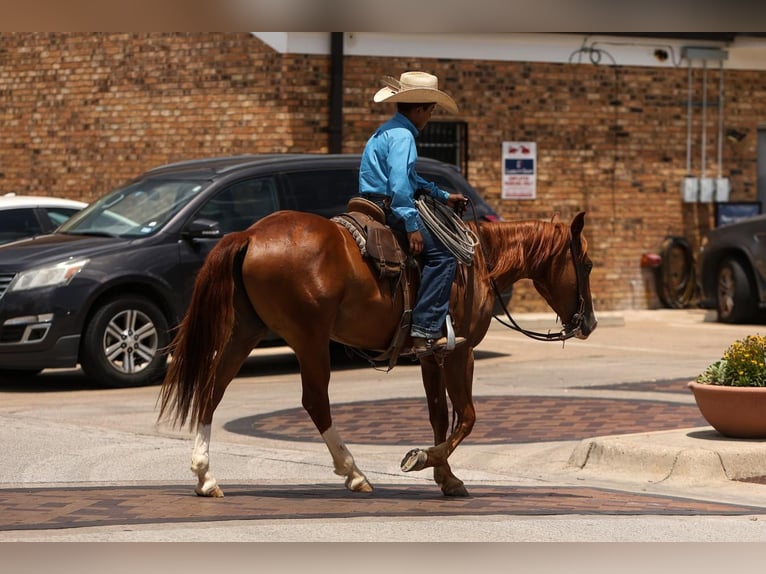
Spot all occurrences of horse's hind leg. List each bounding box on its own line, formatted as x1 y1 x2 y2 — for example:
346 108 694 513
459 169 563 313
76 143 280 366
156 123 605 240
192 293 266 498
191 423 223 497
418 358 469 497
292 337 372 493
191 335 256 497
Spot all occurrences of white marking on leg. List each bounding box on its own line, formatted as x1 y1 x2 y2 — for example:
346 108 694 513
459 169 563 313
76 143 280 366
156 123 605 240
191 424 220 496
321 424 372 492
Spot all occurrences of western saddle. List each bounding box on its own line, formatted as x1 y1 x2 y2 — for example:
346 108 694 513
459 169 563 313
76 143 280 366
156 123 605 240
331 196 415 369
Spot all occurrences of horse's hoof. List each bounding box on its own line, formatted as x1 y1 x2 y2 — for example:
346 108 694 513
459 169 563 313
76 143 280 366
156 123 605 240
346 475 374 493
442 483 470 497
400 448 428 472
356 481 374 493
195 485 225 498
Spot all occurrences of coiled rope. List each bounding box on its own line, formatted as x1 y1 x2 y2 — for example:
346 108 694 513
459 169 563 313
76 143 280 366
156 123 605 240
415 194 479 265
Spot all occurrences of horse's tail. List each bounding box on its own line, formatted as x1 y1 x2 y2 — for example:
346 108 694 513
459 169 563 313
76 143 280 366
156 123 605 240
157 231 251 430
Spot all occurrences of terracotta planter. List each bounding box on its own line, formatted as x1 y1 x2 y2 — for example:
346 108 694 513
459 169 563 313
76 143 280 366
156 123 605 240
688 381 766 438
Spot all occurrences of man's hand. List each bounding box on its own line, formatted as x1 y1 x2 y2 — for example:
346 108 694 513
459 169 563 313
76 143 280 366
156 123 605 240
408 230 424 255
447 193 468 215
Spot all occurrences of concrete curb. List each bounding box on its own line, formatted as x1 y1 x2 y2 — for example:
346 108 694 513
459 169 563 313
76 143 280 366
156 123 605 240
569 427 766 485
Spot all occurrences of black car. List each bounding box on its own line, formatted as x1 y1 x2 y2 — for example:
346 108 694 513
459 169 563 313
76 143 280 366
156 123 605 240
0 154 503 387
698 213 766 323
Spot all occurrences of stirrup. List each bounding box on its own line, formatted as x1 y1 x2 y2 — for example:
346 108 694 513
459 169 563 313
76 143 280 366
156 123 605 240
412 336 467 358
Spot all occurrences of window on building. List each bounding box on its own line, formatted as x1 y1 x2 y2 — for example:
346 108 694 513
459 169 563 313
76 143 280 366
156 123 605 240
417 121 468 175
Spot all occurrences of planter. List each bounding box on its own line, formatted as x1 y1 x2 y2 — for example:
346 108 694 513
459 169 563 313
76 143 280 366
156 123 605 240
688 381 766 438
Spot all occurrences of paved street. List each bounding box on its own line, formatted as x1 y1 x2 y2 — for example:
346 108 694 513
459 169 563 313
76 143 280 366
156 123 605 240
2 308 766 541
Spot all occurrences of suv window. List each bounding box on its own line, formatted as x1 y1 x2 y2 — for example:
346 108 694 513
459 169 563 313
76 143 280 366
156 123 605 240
282 168 359 218
44 206 81 228
419 170 459 194
198 177 279 234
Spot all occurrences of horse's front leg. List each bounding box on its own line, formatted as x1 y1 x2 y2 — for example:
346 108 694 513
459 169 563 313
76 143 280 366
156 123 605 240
294 341 373 493
321 424 373 492
401 347 475 497
415 356 470 497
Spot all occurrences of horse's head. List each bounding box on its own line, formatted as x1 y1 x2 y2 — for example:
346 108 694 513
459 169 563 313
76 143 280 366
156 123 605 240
533 212 597 339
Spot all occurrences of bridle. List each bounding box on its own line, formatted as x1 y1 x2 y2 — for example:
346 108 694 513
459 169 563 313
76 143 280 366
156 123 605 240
490 238 587 342
468 203 588 342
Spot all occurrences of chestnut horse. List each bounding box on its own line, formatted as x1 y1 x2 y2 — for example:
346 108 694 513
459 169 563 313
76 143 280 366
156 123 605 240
157 210 596 497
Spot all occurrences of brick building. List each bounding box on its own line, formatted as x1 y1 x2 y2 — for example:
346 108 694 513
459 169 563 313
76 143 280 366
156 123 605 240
1 32 765 312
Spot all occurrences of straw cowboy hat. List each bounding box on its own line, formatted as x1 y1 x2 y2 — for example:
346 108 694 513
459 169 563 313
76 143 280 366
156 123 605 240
373 71 459 114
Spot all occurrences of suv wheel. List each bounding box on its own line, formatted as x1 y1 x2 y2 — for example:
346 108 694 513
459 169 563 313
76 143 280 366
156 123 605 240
716 258 755 324
80 296 170 387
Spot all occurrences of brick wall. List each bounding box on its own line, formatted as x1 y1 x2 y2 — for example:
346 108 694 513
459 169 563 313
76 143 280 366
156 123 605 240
341 56 764 312
1 33 763 312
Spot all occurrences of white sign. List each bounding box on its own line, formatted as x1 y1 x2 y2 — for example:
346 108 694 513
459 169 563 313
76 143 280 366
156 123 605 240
501 142 537 200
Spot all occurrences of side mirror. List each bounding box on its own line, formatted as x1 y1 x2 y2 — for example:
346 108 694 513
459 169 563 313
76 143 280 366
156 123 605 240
181 218 222 240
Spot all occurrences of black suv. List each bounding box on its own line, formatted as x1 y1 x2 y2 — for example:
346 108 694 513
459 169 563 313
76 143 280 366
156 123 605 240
0 154 502 387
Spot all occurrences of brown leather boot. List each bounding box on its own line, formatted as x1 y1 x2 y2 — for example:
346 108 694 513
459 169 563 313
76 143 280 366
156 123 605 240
412 336 467 358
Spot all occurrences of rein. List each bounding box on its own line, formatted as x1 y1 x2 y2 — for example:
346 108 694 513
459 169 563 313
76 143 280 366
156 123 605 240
490 246 585 342
468 202 586 343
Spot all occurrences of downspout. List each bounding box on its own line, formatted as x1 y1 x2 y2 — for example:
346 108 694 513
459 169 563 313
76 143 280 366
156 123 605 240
328 32 344 154
700 59 707 187
686 59 693 177
716 58 729 201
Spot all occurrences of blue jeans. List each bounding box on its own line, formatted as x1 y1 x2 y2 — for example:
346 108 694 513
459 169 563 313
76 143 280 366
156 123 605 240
396 217 457 339
410 220 457 338
364 194 457 339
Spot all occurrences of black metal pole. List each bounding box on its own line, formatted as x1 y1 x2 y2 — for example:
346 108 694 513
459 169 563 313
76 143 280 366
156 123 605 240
329 32 344 154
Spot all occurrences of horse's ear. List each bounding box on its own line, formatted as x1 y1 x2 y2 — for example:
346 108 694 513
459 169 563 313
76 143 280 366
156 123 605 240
570 211 586 237
551 212 561 224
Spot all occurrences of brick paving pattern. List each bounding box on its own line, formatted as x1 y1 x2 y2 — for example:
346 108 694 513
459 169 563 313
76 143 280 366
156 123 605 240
2 483 765 531
225 394 708 445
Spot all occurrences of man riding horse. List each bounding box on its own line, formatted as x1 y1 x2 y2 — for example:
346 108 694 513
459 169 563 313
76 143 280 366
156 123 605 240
359 71 468 358
157 72 597 499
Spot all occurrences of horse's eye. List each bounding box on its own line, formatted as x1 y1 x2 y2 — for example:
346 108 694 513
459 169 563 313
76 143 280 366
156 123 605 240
585 262 593 273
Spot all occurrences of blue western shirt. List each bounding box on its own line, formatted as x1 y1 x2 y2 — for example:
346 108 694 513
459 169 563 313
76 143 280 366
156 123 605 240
359 112 449 232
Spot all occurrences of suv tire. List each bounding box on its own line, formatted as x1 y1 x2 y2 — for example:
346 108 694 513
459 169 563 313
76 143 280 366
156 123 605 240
716 258 755 324
80 295 170 387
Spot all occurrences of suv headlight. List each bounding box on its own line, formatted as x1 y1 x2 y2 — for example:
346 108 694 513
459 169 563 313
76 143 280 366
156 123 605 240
9 258 89 292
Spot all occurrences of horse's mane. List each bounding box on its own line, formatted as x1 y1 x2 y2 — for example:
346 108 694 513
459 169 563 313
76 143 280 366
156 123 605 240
476 219 570 280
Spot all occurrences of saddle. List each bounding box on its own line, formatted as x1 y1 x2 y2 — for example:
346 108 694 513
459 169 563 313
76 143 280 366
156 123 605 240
333 197 406 278
331 197 415 369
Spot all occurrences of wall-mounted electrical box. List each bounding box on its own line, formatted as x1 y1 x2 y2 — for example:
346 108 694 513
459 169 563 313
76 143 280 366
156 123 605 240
681 46 728 61
681 177 731 203
716 177 731 202
700 178 715 202
682 176 698 203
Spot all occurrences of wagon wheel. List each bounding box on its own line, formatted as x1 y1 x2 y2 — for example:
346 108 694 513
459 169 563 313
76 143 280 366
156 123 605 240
656 236 697 309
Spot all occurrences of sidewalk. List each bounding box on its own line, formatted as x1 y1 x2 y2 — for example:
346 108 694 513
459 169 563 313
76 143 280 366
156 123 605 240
519 309 766 484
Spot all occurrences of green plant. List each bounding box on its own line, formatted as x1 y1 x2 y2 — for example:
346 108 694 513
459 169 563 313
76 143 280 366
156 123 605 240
696 334 766 387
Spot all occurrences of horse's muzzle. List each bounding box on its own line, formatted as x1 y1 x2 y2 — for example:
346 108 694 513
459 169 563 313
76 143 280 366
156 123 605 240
575 315 598 339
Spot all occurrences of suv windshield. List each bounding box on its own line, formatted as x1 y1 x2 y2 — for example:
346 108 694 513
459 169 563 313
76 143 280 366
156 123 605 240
59 178 209 238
